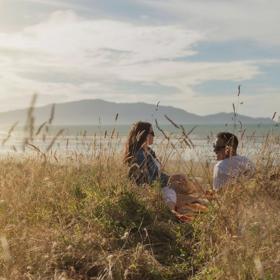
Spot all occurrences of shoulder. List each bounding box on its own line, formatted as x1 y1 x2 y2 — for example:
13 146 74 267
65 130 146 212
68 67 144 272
135 148 145 156
235 155 248 161
238 155 255 169
240 155 252 162
135 148 145 158
214 160 225 170
234 155 254 166
214 159 230 175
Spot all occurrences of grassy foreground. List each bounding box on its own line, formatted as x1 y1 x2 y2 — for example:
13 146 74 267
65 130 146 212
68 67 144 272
0 154 279 279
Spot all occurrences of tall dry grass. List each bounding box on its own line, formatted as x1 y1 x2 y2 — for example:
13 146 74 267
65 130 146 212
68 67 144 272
0 95 279 279
0 156 199 279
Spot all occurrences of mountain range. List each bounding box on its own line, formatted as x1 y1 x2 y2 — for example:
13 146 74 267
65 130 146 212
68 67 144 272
0 99 273 126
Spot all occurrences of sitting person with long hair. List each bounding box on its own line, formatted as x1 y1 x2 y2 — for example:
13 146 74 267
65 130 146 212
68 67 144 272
124 121 205 216
124 121 169 187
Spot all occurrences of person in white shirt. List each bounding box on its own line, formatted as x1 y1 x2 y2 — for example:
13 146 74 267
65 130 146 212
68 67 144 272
213 132 255 191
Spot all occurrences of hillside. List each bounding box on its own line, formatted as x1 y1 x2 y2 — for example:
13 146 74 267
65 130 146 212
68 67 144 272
0 99 273 126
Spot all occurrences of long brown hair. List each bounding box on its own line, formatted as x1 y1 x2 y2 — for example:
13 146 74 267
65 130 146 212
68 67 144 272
124 121 152 164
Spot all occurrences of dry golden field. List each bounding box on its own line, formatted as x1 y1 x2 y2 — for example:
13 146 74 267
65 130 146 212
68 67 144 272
0 124 279 279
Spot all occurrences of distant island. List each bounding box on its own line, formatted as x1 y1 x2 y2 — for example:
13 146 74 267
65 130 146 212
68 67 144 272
0 99 274 126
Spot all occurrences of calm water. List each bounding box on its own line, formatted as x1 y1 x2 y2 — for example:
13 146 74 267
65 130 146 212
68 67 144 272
12 123 280 137
0 124 279 161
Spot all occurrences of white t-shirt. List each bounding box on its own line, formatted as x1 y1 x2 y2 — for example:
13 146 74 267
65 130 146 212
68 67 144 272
213 155 255 191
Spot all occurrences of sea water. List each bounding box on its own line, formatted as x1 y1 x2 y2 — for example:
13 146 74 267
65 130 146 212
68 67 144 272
0 124 279 162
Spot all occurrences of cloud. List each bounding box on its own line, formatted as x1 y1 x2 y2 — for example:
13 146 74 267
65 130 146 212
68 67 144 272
140 0 280 46
0 10 270 115
13 10 202 61
21 0 88 11
117 60 260 89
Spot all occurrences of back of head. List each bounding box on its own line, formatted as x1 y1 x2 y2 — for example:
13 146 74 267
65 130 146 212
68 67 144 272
217 132 239 150
124 121 152 164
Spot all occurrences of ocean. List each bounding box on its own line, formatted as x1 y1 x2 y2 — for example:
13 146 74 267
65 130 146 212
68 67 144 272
0 124 279 162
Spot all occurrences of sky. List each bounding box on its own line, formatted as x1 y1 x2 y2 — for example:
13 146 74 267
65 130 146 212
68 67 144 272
0 0 279 118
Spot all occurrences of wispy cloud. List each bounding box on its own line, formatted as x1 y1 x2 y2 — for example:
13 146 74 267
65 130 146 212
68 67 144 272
0 11 204 108
2 10 202 62
21 0 88 11
140 0 280 46
0 9 277 116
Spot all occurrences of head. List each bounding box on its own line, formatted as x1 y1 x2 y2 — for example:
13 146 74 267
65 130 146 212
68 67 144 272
124 121 155 163
213 132 238 160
